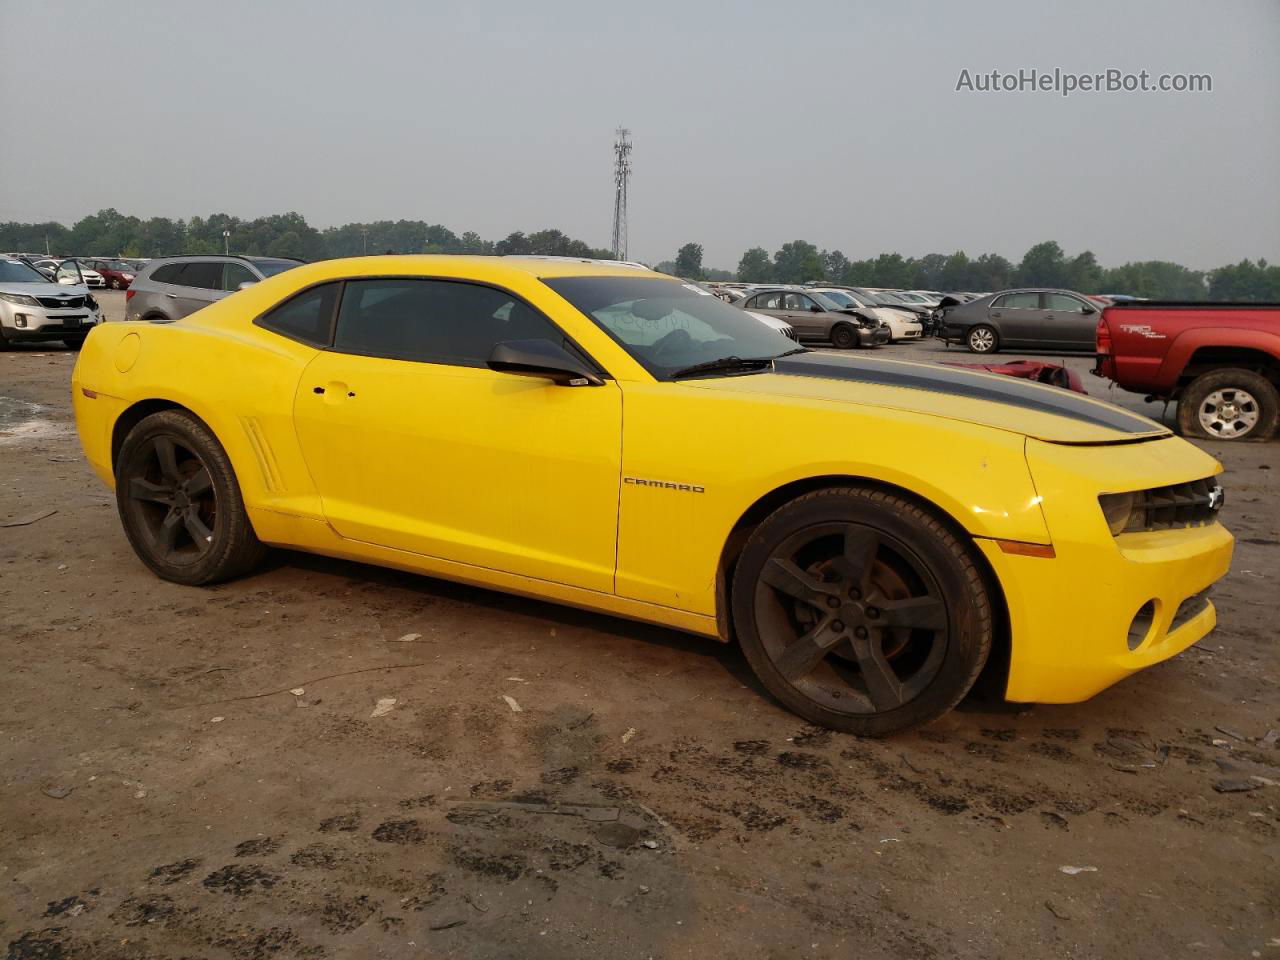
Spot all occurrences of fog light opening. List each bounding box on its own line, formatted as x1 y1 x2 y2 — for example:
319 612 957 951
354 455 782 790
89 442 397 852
1127 600 1158 651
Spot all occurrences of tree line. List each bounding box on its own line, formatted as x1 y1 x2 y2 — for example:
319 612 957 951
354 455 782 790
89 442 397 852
667 240 1280 302
2 209 1276 301
0 209 613 265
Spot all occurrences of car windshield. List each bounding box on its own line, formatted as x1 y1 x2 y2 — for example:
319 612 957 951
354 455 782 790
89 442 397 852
104 261 133 271
0 259 52 283
250 259 301 278
872 291 908 304
543 275 798 379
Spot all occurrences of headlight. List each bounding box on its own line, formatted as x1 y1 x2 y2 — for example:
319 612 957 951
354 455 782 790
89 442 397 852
86 294 99 310
1098 492 1136 535
123 274 134 281
0 292 41 307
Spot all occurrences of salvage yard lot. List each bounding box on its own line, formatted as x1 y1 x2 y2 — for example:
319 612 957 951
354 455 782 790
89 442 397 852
1 293 1277 959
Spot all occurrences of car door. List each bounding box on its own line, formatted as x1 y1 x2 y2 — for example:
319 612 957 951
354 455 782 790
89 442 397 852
170 261 225 317
988 292 1045 345
1042 293 1098 349
781 293 826 339
291 277 623 594
53 261 83 286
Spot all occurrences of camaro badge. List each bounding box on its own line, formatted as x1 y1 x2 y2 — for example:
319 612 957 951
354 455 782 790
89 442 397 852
624 477 705 493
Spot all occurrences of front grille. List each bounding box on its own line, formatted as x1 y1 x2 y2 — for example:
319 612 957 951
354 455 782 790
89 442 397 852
38 296 85 309
1103 477 1223 534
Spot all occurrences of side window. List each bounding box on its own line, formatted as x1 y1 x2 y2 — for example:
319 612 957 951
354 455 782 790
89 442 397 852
175 262 223 290
783 293 817 311
222 262 258 291
333 279 566 367
258 282 340 346
994 292 1042 310
1046 294 1086 313
753 292 784 310
151 263 182 284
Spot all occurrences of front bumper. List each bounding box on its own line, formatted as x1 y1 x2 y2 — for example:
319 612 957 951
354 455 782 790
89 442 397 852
1 301 103 341
859 326 892 347
988 435 1233 703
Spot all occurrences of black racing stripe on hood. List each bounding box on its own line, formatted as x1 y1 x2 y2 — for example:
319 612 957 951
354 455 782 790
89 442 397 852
772 353 1160 434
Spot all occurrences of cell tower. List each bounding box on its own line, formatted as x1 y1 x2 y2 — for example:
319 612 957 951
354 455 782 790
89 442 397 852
611 127 632 260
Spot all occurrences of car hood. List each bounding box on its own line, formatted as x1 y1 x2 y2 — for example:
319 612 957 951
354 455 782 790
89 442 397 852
686 352 1170 444
0 282 88 296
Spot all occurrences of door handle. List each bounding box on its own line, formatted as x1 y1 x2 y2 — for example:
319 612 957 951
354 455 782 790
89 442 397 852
165 293 177 299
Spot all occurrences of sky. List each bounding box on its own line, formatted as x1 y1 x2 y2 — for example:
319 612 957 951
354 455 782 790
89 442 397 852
1 0 1277 270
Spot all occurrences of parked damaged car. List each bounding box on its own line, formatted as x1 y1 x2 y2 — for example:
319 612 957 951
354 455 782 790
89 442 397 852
731 288 890 348
72 256 1234 736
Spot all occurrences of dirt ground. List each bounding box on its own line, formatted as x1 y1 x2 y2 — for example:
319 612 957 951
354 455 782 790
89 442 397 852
2 294 1277 959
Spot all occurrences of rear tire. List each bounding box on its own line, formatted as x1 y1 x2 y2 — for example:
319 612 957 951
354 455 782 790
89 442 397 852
63 336 87 350
1177 368 1279 441
116 410 266 585
967 325 998 354
731 486 993 736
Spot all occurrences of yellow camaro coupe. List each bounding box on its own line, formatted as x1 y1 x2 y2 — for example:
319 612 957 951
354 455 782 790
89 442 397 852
72 257 1233 734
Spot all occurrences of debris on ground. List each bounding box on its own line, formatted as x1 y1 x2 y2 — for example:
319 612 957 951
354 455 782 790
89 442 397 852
371 697 398 718
1 508 57 527
392 633 422 643
622 727 637 744
1213 779 1260 793
42 785 74 799
1215 725 1248 742
210 716 225 723
502 695 523 713
1059 865 1097 875
288 687 305 696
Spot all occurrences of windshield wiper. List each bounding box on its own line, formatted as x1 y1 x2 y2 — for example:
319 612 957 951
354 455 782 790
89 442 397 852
670 348 809 380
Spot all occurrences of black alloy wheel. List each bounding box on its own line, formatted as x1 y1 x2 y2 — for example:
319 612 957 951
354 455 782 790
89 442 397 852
116 410 265 585
732 487 992 735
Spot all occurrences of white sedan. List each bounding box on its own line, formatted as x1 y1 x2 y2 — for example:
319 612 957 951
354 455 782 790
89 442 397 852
54 260 106 288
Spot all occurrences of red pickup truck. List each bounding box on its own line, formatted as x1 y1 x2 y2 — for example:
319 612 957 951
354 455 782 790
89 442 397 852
1094 301 1280 441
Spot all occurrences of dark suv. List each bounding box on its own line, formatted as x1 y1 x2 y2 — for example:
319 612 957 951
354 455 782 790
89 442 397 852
125 255 302 322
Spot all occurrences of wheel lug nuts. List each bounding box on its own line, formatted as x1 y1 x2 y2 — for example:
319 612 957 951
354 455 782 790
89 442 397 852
866 607 880 619
849 587 861 600
826 597 840 608
831 621 844 632
855 626 868 639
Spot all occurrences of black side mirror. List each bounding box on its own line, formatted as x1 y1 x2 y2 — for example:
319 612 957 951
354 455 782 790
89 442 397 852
488 339 604 387
1082 305 1096 315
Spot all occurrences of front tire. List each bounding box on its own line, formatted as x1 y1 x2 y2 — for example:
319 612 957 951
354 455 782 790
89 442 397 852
967 325 998 354
1177 368 1279 441
731 487 992 736
116 410 266 585
63 336 87 350
830 324 857 350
